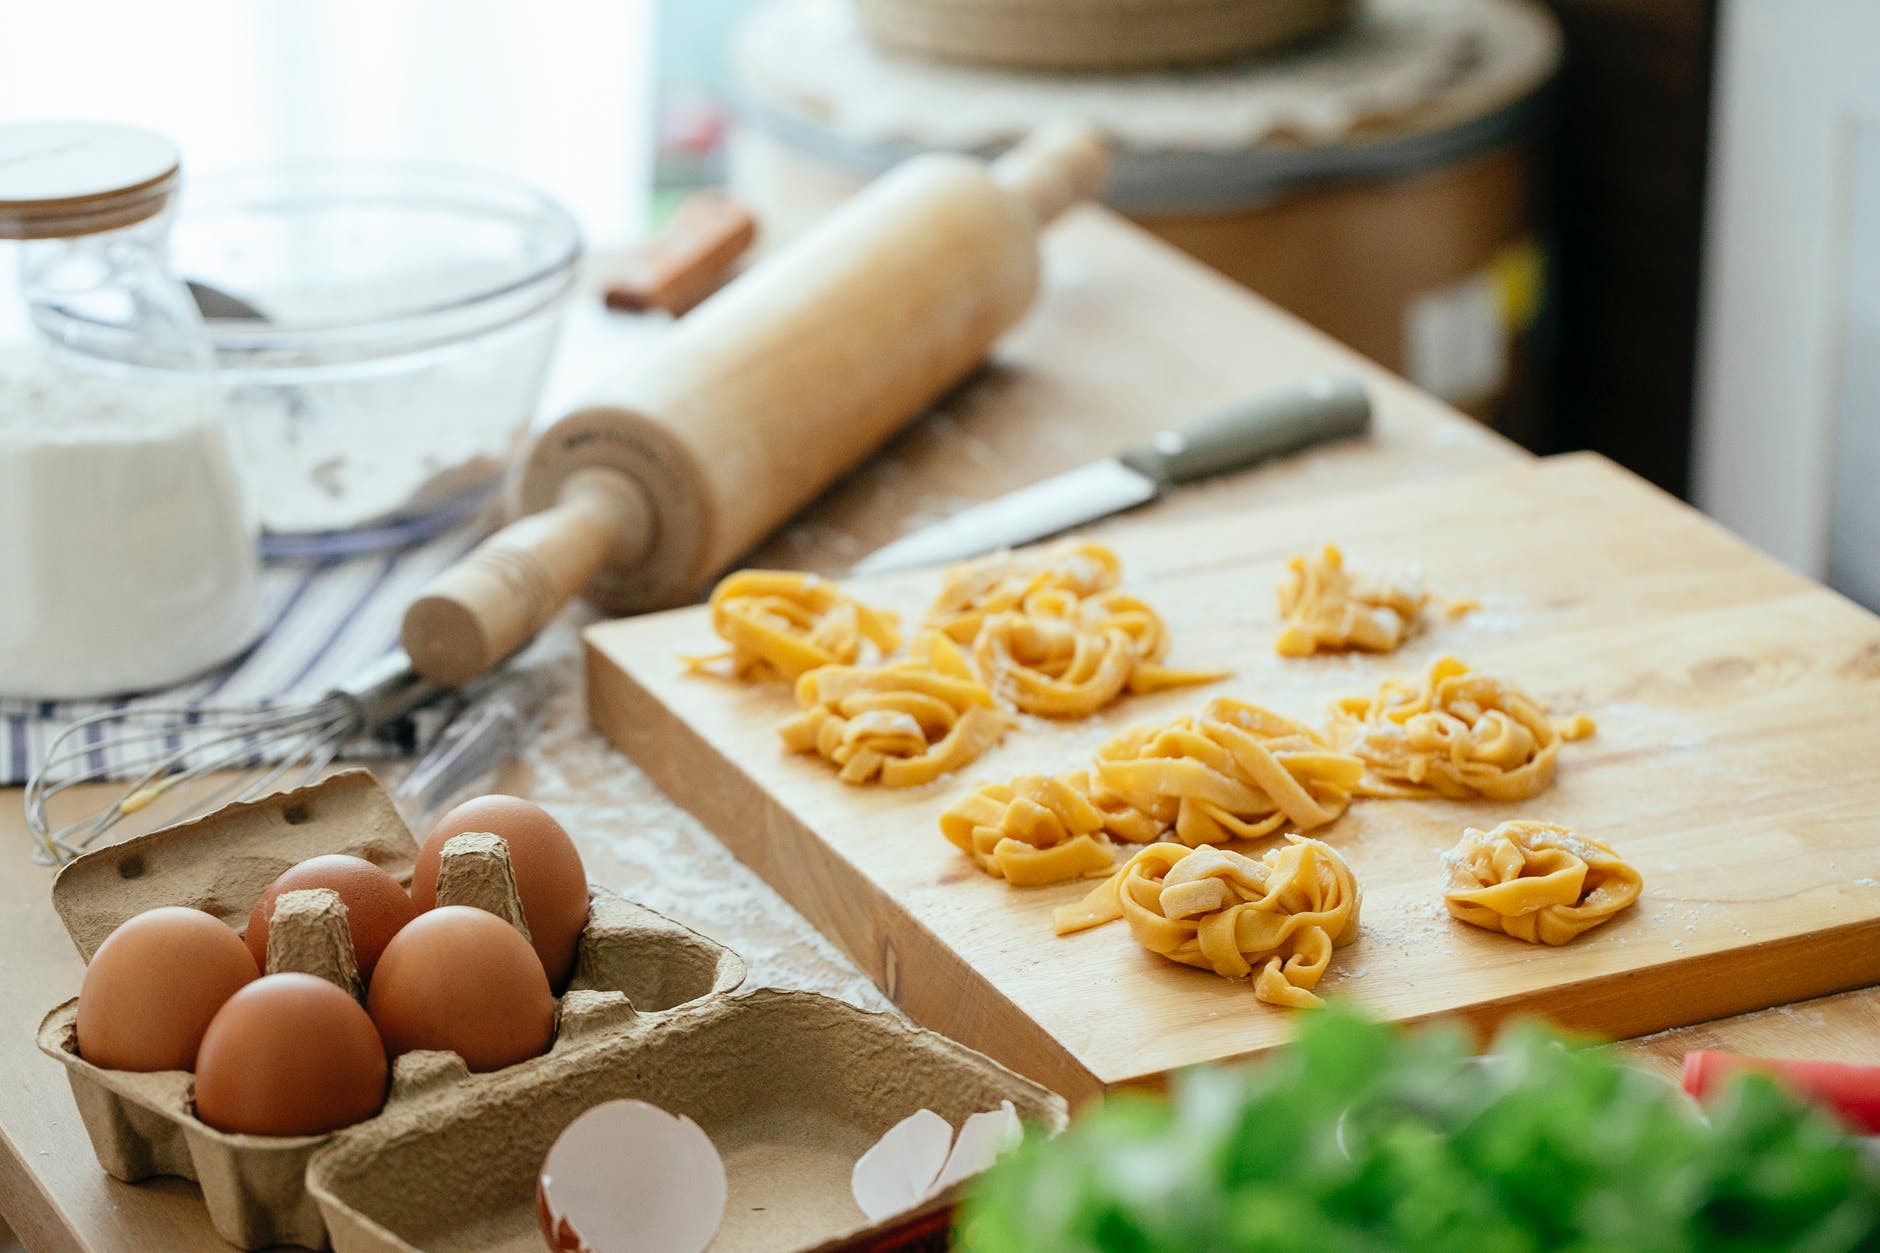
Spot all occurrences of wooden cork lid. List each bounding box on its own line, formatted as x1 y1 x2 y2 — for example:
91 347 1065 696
0 121 181 240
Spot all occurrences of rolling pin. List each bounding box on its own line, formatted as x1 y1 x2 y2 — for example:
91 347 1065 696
402 122 1110 687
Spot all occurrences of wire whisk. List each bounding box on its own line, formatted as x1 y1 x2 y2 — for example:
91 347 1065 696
26 652 445 866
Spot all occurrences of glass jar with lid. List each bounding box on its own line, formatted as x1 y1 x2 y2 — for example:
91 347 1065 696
0 121 260 698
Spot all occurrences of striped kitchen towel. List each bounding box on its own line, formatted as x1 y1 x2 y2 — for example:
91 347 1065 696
0 522 487 787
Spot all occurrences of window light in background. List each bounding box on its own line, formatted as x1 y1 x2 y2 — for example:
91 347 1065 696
0 0 656 248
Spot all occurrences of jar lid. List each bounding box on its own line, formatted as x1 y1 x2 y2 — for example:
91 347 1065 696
0 122 181 240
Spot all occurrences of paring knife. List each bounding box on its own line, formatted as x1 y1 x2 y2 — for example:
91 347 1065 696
850 374 1371 576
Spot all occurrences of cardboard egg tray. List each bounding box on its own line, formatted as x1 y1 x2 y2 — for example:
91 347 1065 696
36 770 1068 1251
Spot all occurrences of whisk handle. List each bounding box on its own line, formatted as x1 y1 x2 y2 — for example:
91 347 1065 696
401 468 653 687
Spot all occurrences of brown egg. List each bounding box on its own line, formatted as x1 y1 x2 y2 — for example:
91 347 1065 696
367 906 555 1072
193 973 388 1136
246 854 417 981
76 906 258 1072
412 795 589 988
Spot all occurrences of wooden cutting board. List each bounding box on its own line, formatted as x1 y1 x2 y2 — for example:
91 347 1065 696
584 453 1880 1101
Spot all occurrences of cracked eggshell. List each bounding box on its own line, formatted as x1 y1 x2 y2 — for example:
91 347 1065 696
931 1100 1022 1194
536 1100 727 1253
852 1100 1025 1222
850 1107 955 1223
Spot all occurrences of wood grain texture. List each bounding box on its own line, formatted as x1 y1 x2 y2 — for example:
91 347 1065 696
588 453 1880 1100
1620 985 1880 1084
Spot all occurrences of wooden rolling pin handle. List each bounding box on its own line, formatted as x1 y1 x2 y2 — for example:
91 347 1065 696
401 467 654 686
990 120 1111 226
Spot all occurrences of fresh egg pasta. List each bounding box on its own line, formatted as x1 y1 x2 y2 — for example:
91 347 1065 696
928 543 1226 718
938 774 1145 886
927 542 1121 644
972 587 1226 718
1055 837 1361 1008
686 570 900 683
1443 820 1641 944
1275 543 1428 657
1328 656 1595 801
778 632 1008 787
1092 698 1363 846
938 698 1356 884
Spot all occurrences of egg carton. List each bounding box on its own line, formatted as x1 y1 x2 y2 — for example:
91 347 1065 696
36 770 1068 1251
36 770 745 1247
308 985 1065 1251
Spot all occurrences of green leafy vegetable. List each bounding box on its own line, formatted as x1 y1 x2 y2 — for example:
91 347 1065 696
958 1008 1880 1252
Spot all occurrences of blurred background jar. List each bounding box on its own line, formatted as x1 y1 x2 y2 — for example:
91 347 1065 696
0 122 260 699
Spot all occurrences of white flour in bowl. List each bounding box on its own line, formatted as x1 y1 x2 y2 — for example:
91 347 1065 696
227 354 523 538
0 356 260 698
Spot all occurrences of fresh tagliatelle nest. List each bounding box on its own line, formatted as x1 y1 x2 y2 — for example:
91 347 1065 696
1092 698 1362 847
971 587 1227 717
1275 543 1431 657
1055 837 1362 1008
939 773 1160 887
1443 820 1642 945
779 632 1011 787
913 541 1233 718
684 570 900 683
1329 656 1595 801
933 544 1228 718
938 698 1361 887
926 541 1123 644
693 543 1229 790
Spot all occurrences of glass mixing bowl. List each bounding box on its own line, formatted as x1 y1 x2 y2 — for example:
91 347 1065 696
47 163 583 556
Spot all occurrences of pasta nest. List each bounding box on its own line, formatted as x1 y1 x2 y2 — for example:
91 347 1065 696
973 588 1227 718
687 570 900 683
1054 837 1362 1008
1090 698 1363 847
1275 543 1428 657
778 632 1009 787
1443 820 1642 945
938 772 1156 887
926 541 1122 644
1327 656 1596 801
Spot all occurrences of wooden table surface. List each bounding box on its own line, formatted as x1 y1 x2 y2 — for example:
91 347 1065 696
2 208 1875 1252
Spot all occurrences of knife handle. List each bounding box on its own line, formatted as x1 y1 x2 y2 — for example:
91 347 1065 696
1118 374 1371 487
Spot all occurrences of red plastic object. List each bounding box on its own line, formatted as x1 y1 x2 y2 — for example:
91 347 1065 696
1682 1051 1880 1135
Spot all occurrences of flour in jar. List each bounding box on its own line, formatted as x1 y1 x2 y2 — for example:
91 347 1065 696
0 355 260 698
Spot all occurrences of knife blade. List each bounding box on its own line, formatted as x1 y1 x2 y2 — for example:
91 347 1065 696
850 374 1371 576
